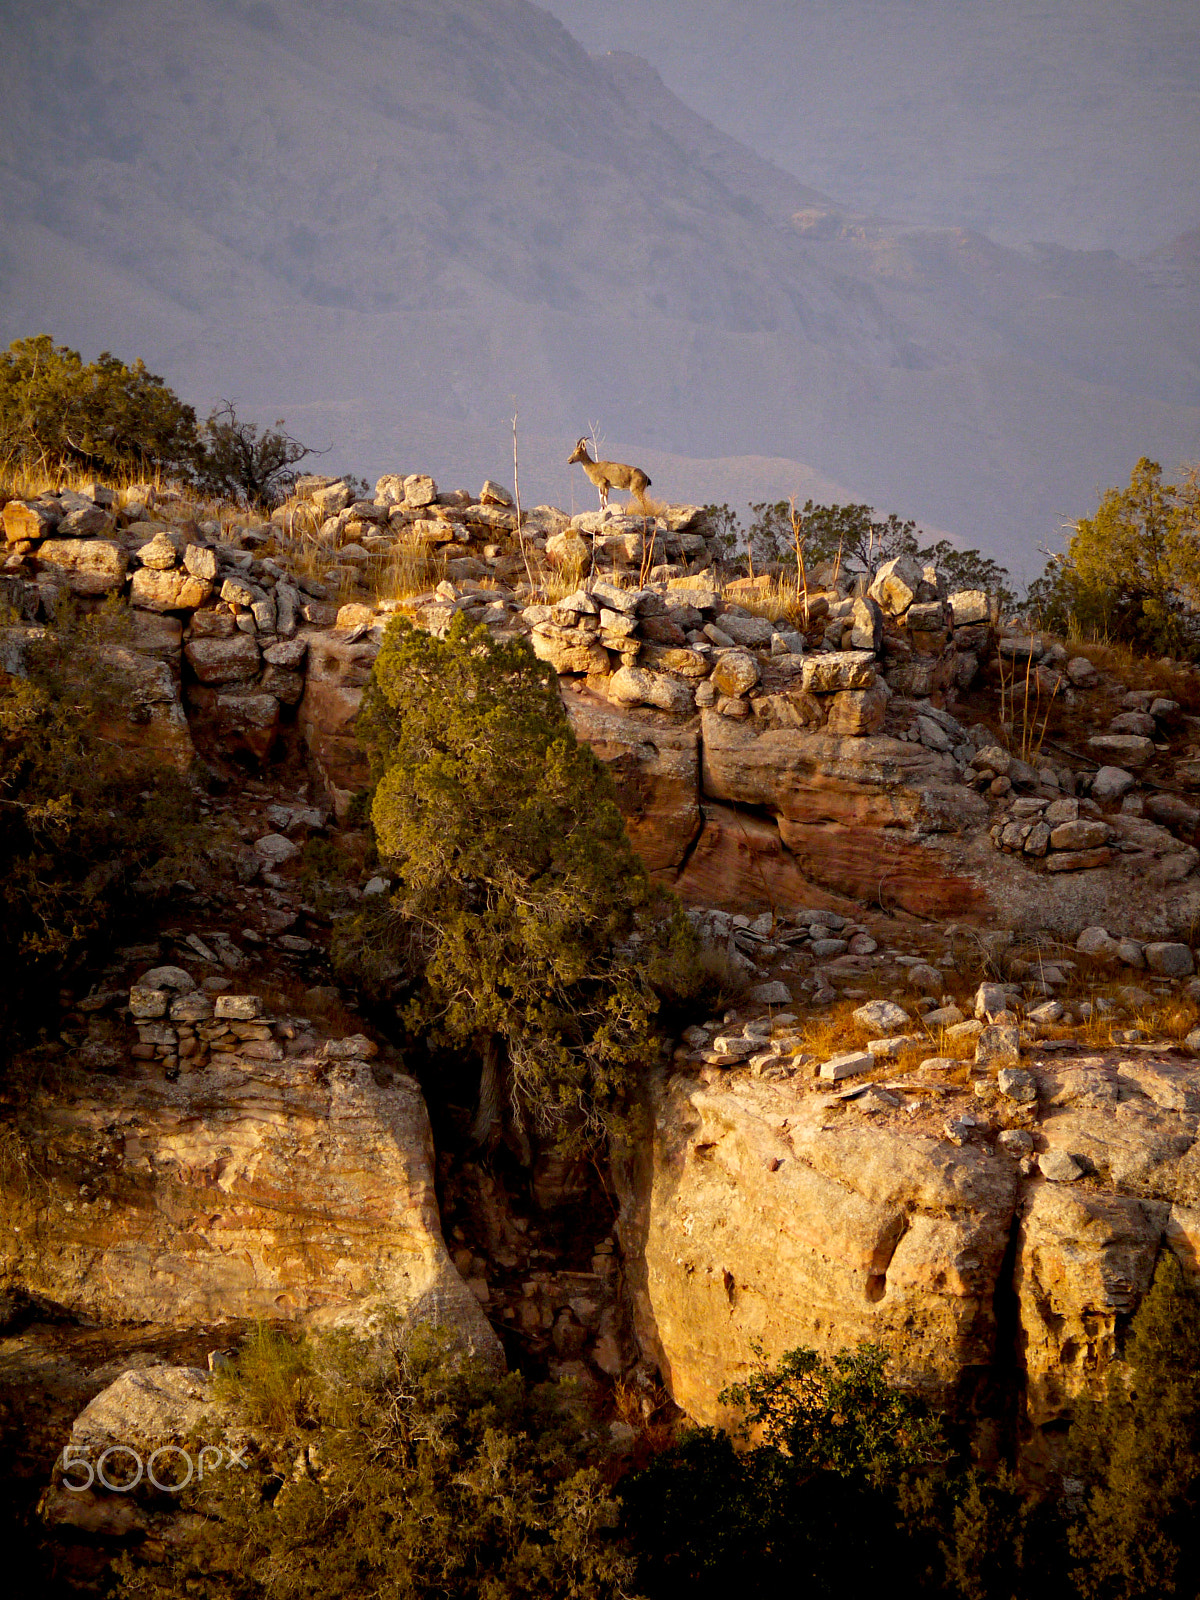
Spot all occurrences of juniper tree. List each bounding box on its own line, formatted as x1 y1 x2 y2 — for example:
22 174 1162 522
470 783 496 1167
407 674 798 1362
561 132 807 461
0 334 198 478
1067 1249 1200 1599
345 614 668 1144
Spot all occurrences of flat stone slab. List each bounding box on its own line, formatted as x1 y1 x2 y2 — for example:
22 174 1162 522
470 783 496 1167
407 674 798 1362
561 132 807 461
819 1050 874 1081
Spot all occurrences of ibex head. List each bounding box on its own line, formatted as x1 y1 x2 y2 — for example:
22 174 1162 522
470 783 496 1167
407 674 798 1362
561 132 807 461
567 438 592 465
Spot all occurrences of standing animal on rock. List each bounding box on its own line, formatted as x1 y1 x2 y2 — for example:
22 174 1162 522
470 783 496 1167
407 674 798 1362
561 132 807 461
567 437 651 508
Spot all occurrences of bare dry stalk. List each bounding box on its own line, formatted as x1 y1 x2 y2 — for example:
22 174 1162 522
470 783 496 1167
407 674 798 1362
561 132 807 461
511 404 537 595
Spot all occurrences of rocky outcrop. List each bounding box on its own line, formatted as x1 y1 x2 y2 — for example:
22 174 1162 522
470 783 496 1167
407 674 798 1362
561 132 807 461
619 1068 1017 1427
699 715 990 916
620 1040 1200 1471
562 691 701 876
0 1043 500 1361
296 626 378 815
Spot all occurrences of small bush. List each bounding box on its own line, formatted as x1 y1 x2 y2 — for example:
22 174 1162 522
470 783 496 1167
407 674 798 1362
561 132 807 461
0 601 198 1064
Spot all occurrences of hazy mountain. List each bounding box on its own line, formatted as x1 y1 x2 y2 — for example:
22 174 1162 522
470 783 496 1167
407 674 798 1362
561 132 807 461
0 0 1197 575
544 0 1200 258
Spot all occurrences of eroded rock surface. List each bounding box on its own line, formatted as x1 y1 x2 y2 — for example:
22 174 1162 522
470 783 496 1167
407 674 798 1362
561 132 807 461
620 1043 1200 1470
620 1068 1017 1426
1 1053 500 1361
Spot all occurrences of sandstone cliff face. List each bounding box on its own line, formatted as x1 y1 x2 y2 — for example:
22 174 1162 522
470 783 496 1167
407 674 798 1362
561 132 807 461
1 1054 499 1362
619 1069 1017 1428
619 1047 1200 1470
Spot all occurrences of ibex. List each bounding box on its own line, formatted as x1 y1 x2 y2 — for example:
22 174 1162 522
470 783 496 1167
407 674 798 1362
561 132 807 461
567 437 651 508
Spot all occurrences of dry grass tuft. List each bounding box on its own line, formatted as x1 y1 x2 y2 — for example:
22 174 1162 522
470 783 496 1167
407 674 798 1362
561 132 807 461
1067 640 1200 712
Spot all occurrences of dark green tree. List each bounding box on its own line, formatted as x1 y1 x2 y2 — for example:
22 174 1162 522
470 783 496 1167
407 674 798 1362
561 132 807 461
112 1327 634 1600
342 614 666 1143
0 334 198 477
624 1341 941 1599
1067 1249 1200 1599
743 499 924 580
0 601 196 1064
1026 457 1200 655
918 539 1016 611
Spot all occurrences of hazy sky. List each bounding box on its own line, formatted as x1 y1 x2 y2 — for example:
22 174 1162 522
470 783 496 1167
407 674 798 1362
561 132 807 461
541 0 1200 256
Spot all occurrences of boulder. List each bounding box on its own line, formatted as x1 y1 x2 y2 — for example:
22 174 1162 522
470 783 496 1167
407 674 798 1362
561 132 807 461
1144 942 1195 977
545 530 590 568
608 665 694 715
853 999 911 1033
135 530 178 569
1090 766 1136 801
131 568 213 612
3 500 58 542
948 591 990 626
1111 711 1156 737
975 1024 1021 1066
718 612 774 649
699 715 988 917
819 1049 875 1081
35 538 127 595
214 690 280 759
997 1068 1037 1103
1045 847 1114 873
404 474 438 507
1066 656 1099 687
849 594 884 652
801 651 877 693
749 981 793 1007
1087 734 1155 768
530 627 610 676
1049 820 1111 851
184 543 218 581
311 481 353 516
916 715 954 753
825 683 887 736
1145 793 1200 831
640 644 712 678
1076 927 1119 959
867 554 923 616
710 650 760 697
184 634 262 684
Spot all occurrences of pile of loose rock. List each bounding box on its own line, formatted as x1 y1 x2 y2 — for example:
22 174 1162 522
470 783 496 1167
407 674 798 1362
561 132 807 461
126 966 379 1079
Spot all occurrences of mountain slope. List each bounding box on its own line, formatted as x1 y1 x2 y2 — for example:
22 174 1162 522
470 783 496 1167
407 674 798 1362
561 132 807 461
0 0 1196 570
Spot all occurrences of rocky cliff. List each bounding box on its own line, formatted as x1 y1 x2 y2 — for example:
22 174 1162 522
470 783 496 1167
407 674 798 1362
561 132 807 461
6 465 1200 1565
1 983 498 1358
619 1019 1200 1477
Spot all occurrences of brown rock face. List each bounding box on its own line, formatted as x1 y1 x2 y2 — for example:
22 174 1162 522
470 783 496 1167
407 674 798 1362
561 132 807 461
296 628 378 816
562 692 700 876
777 818 986 916
1 1056 500 1357
619 1070 1017 1426
698 714 989 917
621 1049 1200 1472
671 803 840 912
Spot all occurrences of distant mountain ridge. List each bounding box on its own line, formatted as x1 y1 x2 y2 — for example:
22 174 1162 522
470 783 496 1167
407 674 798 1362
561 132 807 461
0 0 1197 572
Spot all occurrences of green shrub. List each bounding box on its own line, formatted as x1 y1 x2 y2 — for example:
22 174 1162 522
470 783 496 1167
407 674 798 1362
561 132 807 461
0 334 197 478
0 600 197 1060
339 613 670 1145
114 1327 633 1600
1067 1250 1200 1599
